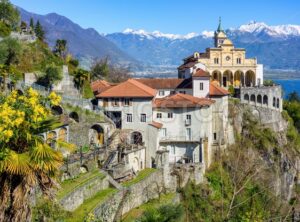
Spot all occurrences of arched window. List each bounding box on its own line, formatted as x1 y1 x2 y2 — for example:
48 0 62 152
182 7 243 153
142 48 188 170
250 94 256 103
273 97 276 107
89 124 104 146
276 98 280 108
58 127 67 141
47 131 57 148
257 95 262 104
244 94 249 101
263 95 268 105
51 105 63 115
69 112 79 122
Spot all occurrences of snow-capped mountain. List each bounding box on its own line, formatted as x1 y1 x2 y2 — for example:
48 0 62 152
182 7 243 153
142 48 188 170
122 28 200 40
106 21 300 70
235 21 300 37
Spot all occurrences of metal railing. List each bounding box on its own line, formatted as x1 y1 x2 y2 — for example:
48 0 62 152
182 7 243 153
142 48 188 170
160 135 198 142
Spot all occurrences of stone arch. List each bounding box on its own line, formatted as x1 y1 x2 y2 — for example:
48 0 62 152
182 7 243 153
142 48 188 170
234 70 244 87
250 94 256 103
80 165 88 173
244 94 249 102
211 70 222 86
277 98 280 108
51 105 64 115
257 94 262 104
131 131 143 145
17 89 24 95
89 124 104 146
263 95 268 105
58 127 67 142
223 70 233 87
47 131 57 148
245 70 256 87
69 111 80 122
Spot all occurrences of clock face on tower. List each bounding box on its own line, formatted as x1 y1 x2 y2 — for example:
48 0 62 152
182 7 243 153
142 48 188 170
226 56 231 61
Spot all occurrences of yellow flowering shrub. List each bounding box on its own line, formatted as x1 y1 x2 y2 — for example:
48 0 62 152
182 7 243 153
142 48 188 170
0 88 60 143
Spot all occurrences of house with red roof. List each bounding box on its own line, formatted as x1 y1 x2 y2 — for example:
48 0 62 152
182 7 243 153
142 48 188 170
93 67 229 172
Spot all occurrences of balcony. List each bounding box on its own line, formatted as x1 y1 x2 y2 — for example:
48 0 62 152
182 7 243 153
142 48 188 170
160 135 199 143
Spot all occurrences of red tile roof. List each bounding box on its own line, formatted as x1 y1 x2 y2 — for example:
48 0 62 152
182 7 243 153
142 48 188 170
209 83 229 96
149 121 163 129
96 79 157 98
136 78 185 89
154 93 214 108
177 61 196 70
193 68 210 78
91 80 114 94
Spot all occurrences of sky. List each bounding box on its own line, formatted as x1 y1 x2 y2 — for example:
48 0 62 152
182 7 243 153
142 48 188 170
11 0 300 35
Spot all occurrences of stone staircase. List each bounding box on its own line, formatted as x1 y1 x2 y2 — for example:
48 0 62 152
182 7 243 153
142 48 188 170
108 129 121 150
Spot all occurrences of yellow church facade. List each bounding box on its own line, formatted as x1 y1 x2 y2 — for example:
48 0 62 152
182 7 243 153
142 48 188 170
178 19 263 88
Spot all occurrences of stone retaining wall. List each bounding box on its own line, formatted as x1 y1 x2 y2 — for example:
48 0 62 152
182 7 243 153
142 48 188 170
59 174 109 211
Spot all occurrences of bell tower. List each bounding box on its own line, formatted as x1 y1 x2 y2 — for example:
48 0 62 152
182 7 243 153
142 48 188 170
214 17 227 47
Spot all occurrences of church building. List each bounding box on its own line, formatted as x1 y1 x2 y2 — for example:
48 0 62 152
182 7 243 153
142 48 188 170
178 18 263 88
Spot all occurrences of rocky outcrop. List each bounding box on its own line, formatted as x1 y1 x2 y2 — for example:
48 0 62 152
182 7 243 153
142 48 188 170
229 101 299 202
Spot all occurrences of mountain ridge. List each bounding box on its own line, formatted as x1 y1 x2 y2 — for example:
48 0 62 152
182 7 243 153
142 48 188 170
17 7 139 69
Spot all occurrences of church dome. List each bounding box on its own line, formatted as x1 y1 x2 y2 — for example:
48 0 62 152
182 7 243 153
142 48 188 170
222 39 233 45
216 31 227 38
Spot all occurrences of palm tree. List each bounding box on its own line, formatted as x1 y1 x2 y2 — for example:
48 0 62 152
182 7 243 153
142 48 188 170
73 68 90 93
0 89 64 222
54 39 67 58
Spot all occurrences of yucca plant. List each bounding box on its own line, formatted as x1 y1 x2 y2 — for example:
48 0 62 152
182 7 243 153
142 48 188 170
0 88 64 222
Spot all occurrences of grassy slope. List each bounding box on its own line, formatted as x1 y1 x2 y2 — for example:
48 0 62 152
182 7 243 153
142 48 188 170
122 168 157 187
57 169 105 199
66 188 117 222
122 193 177 222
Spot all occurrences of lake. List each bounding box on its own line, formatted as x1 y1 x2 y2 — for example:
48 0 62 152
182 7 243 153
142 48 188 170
274 79 300 98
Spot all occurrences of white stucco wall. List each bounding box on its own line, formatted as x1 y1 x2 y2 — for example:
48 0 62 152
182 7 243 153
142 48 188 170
153 106 213 165
192 77 210 98
256 64 264 86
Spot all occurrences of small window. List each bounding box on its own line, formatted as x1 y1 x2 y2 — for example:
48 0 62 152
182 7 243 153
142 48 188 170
186 114 191 120
157 113 162 119
126 114 132 122
200 82 204 90
140 114 146 122
236 58 241 64
214 58 219 64
179 90 186 94
213 132 217 140
124 98 130 106
168 113 173 118
112 98 119 106
170 91 176 95
162 128 167 137
159 90 165 96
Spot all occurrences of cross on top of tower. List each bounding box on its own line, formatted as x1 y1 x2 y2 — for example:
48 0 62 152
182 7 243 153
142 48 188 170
217 17 223 32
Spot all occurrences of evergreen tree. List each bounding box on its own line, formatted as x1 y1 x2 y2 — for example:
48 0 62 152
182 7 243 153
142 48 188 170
29 17 34 33
34 20 45 41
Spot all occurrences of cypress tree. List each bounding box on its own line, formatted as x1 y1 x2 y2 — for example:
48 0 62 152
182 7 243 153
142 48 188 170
34 20 45 41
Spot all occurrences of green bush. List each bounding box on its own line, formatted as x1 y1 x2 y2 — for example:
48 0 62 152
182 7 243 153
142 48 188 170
31 198 71 222
83 80 94 99
137 204 184 222
0 21 11 37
